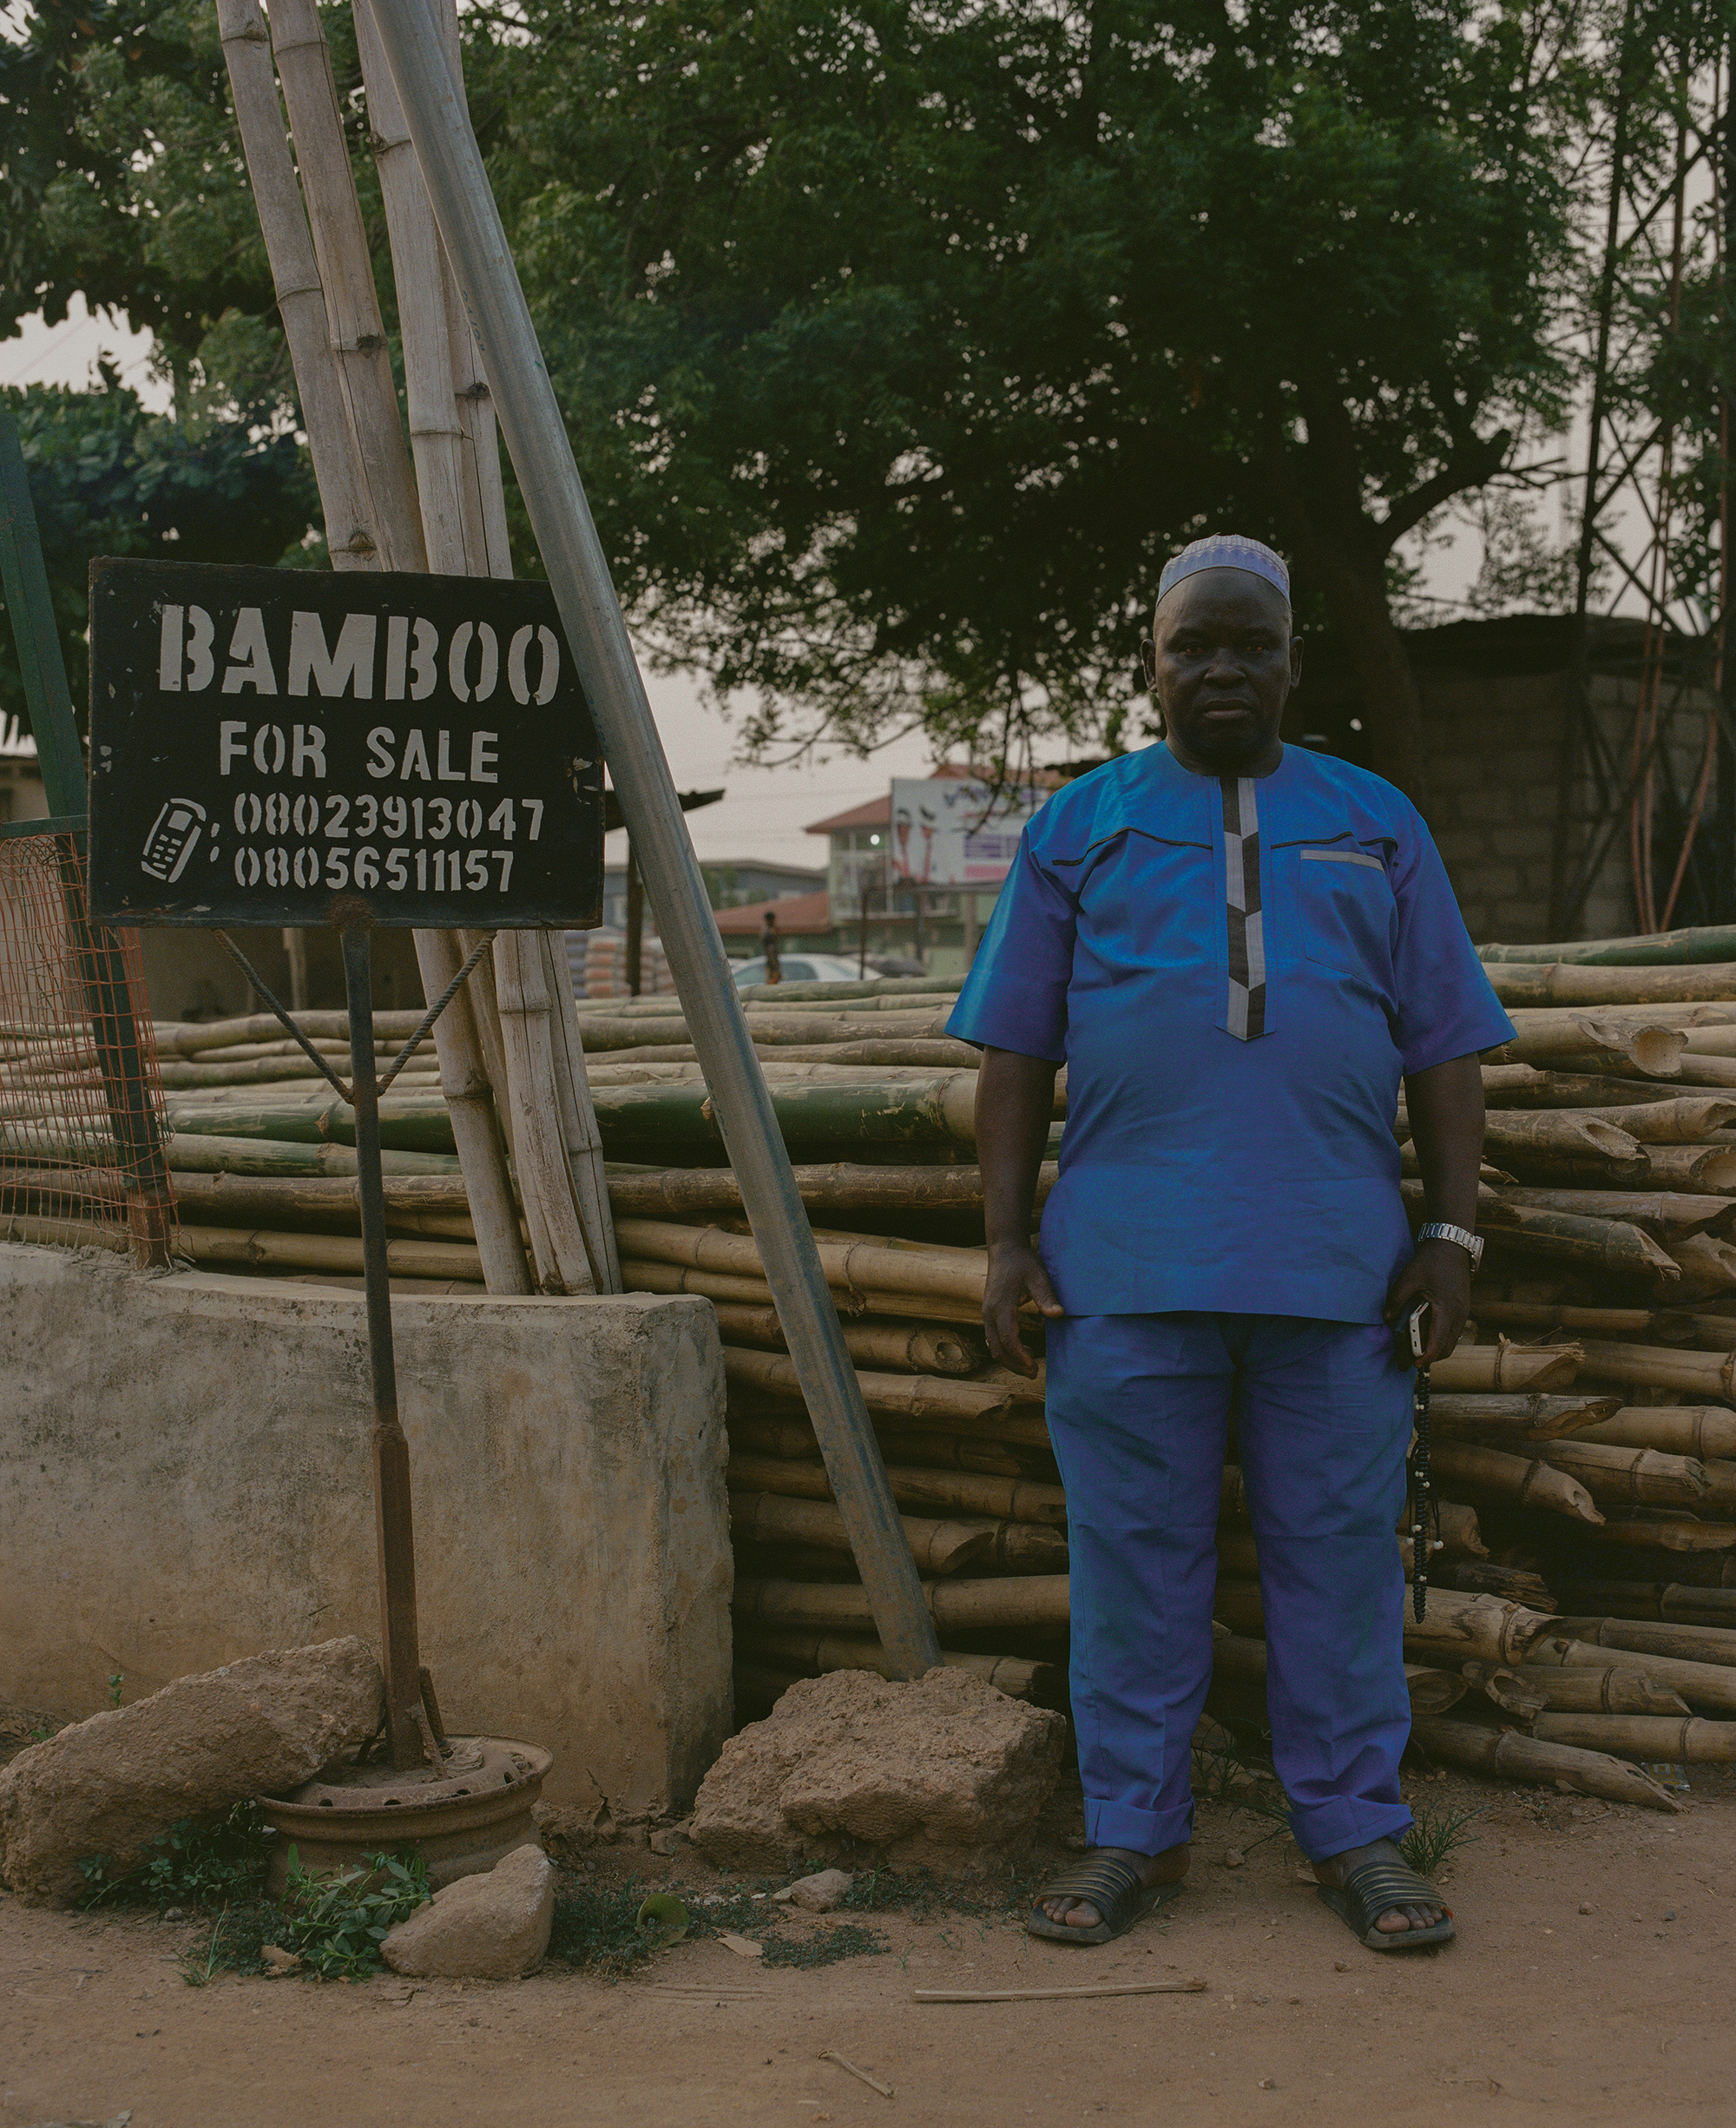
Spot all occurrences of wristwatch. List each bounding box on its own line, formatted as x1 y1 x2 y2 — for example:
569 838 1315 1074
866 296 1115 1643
1419 1221 1483 1270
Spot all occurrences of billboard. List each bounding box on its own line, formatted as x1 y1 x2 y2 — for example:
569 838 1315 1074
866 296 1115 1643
887 777 1047 888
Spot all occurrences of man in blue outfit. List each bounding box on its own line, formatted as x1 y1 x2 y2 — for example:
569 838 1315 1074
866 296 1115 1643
948 535 1515 1953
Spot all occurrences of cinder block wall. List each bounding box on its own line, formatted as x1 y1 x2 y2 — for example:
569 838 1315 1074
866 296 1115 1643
0 1249 731 1817
1295 618 1717 946
1419 667 1712 945
1417 669 1572 945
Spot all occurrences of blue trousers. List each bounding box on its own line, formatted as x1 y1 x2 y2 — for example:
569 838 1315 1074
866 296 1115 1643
1045 1312 1416 1862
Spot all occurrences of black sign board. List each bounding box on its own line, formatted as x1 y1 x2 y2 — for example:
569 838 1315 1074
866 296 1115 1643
87 558 605 929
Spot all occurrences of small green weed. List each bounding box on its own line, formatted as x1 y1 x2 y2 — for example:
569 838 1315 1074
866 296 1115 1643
762 1922 886 1968
108 1673 124 1708
77 1800 275 1911
548 1881 665 1980
1401 1802 1484 1877
839 1863 1042 1925
279 1847 431 1981
176 1900 278 1983
1192 1747 1236 1805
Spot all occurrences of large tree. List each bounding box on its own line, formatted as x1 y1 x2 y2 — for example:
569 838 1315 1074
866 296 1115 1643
0 0 365 733
480 0 1583 794
1 380 317 729
0 0 280 411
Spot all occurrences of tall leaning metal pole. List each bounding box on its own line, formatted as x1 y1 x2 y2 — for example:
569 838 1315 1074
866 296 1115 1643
368 0 942 1679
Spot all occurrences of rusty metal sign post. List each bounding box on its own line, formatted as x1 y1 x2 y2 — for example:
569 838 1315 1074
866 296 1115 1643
89 556 605 1775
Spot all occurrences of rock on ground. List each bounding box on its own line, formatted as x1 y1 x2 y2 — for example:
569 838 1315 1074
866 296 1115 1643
786 1868 853 1913
381 1842 554 1980
0 1638 384 1904
688 1668 1065 1874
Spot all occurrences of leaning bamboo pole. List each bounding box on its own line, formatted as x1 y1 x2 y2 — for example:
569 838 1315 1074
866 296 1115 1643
220 0 527 1289
264 0 426 571
404 931 529 1290
350 0 616 1294
541 931 621 1292
349 0 467 563
490 932 597 1293
215 0 378 566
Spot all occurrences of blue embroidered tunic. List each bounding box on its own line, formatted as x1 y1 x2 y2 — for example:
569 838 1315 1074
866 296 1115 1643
946 742 1516 1323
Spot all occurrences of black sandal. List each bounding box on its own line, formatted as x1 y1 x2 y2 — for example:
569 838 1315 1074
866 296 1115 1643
1316 1855 1454 1953
1026 1853 1181 1945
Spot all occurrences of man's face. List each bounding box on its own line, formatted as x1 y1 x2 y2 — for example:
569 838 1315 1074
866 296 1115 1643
1140 569 1302 774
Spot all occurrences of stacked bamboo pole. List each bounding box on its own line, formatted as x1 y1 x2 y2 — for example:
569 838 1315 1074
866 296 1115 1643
36 886 1736 1796
53 942 1697 1802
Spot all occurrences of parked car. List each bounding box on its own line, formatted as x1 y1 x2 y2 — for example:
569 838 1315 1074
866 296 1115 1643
730 952 874 987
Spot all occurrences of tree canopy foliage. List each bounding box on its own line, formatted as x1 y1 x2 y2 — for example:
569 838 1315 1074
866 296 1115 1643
0 0 338 728
477 0 1587 789
0 0 279 410
0 379 317 727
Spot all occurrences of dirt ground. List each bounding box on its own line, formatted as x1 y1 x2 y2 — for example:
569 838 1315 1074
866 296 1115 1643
2 1763 1732 2128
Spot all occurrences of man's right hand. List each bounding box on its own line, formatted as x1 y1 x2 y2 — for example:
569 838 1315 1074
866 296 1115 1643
983 1240 1064 1375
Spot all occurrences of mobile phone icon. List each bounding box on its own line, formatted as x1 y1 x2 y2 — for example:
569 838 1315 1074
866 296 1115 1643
141 797 207 883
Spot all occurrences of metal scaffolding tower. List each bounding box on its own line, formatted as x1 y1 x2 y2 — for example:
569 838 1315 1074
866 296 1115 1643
1551 0 1736 937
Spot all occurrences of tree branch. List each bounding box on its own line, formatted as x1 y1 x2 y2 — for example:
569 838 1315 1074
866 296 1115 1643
1378 429 1513 550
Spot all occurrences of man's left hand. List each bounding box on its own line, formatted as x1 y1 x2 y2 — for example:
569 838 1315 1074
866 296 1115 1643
1383 1238 1473 1367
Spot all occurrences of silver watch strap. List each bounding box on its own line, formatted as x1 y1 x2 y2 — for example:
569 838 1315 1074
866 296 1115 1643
1419 1220 1482 1265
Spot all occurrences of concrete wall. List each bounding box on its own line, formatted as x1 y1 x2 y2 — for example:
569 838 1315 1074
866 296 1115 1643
0 1247 731 1817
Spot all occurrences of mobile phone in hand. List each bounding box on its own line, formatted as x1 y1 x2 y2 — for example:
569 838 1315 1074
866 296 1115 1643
1394 1299 1431 1368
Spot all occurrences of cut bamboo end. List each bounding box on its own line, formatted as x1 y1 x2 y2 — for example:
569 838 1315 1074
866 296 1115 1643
1430 1341 1584 1393
1429 1441 1605 1525
1469 1659 1688 1716
1430 1392 1621 1441
1407 1714 1685 1810
1523 1632 1736 1714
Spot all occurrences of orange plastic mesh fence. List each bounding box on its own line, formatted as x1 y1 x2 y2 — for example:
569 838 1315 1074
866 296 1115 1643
0 827 176 1263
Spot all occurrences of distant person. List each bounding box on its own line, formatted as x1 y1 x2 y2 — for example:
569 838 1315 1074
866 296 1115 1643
949 534 1512 1955
760 909 782 984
